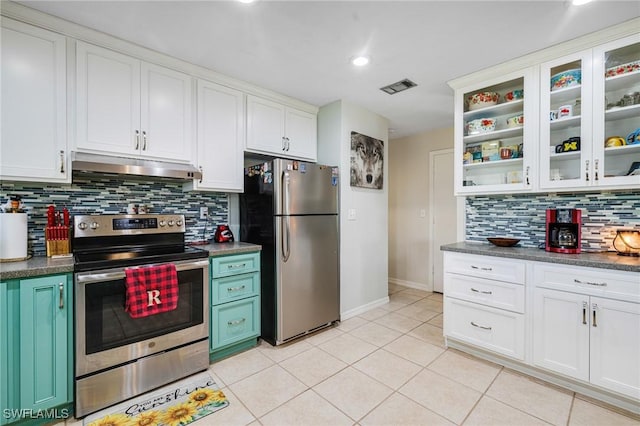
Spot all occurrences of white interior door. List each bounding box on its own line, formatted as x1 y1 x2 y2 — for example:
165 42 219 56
429 149 457 293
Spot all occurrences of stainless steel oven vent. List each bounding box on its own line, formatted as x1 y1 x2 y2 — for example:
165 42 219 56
380 78 417 94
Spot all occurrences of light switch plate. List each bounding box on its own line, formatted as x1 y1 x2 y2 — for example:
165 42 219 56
348 209 357 221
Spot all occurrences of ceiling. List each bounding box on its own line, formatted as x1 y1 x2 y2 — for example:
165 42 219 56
14 0 640 140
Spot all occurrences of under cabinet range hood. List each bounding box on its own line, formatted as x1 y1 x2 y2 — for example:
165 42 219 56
71 152 202 180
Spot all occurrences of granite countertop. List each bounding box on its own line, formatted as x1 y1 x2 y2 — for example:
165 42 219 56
0 242 262 281
441 241 640 273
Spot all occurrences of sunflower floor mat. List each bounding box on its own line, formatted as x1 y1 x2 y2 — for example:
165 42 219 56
83 372 229 426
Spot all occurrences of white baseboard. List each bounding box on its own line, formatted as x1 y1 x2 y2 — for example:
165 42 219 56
340 296 390 321
388 277 431 292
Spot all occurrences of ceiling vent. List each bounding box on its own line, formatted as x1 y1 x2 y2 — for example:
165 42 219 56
380 78 417 95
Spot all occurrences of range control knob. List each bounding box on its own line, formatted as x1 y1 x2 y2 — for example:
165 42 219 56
77 222 87 230
89 222 100 230
168 220 175 227
176 219 184 226
159 220 166 227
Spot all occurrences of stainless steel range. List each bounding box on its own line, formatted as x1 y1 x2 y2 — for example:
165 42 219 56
72 214 209 418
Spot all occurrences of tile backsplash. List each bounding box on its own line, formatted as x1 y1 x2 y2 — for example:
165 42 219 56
466 190 640 251
1 173 229 255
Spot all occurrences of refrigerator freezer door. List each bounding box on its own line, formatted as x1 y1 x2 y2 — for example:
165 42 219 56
276 214 339 343
274 159 338 215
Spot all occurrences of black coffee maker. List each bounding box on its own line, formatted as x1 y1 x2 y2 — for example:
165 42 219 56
546 208 581 254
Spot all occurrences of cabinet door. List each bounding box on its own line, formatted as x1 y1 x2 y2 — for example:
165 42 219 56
0 282 7 426
140 63 193 162
592 34 640 189
590 297 640 399
285 107 317 161
246 95 286 154
539 50 593 190
211 296 260 350
191 79 244 192
19 275 69 411
76 41 140 156
455 67 537 195
1 18 68 183
532 288 589 381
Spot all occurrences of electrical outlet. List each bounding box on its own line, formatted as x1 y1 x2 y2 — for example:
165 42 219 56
200 207 208 220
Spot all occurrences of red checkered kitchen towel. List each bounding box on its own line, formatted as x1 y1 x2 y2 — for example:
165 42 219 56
125 263 179 318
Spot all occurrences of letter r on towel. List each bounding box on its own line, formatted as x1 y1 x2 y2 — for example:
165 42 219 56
147 290 162 307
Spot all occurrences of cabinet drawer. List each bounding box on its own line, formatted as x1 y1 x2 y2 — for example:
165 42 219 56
445 273 525 313
211 252 260 277
444 297 525 360
211 297 259 350
212 272 260 305
444 252 525 284
533 262 640 303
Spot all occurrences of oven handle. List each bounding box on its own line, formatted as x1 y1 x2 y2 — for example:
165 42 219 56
75 259 209 284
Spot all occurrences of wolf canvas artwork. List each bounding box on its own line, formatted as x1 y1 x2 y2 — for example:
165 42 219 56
350 131 384 189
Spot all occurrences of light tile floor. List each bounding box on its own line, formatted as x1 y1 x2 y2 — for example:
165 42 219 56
65 284 640 426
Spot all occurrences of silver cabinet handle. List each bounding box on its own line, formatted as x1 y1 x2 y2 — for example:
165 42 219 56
594 159 599 181
582 301 587 325
135 130 140 150
470 321 492 330
282 136 286 151
286 137 290 151
470 265 492 271
228 318 246 326
59 283 64 309
574 279 607 287
227 285 246 292
59 150 65 173
585 160 590 182
227 263 246 270
470 287 492 295
592 303 598 327
199 166 203 183
142 131 147 150
525 166 530 186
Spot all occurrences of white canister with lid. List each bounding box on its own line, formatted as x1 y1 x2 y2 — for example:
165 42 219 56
0 212 28 261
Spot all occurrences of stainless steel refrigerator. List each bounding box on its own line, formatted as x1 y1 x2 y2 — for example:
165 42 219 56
240 159 340 345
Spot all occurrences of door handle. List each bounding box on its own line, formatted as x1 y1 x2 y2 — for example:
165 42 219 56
59 283 64 309
281 171 291 262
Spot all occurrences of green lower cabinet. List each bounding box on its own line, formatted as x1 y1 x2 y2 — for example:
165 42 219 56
210 252 261 362
0 274 73 425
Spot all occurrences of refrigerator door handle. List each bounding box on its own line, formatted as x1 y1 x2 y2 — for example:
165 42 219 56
282 171 291 262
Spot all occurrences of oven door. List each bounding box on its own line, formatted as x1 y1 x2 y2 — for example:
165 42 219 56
75 258 209 377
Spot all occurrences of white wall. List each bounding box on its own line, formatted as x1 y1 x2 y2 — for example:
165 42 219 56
388 127 455 288
318 100 389 319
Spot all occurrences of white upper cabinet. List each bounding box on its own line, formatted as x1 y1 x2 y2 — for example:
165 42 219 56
76 41 193 162
454 67 537 195
450 25 640 195
540 35 640 190
592 34 640 189
246 95 317 161
539 50 593 190
1 18 69 183
185 79 245 192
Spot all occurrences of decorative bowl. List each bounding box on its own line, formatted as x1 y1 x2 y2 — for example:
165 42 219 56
605 136 625 148
506 114 524 128
487 237 520 247
606 60 640 78
467 118 496 135
467 92 499 111
504 90 524 102
550 69 581 91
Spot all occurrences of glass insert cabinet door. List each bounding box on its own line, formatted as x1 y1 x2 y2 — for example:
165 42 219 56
539 50 592 190
456 68 536 194
593 35 640 188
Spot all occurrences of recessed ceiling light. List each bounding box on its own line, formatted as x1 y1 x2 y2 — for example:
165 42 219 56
351 56 370 67
572 0 592 5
